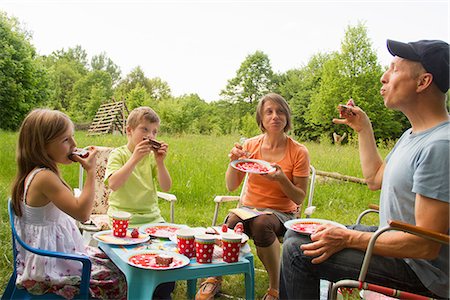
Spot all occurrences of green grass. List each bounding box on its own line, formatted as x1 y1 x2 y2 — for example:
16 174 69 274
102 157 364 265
0 131 388 298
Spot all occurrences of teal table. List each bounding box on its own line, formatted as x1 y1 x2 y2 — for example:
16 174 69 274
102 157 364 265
99 238 255 299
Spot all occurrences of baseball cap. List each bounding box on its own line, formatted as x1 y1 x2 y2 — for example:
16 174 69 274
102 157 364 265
387 39 449 93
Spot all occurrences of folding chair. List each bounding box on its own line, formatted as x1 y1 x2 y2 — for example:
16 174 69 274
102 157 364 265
329 219 449 300
2 199 91 300
75 146 177 243
211 165 317 226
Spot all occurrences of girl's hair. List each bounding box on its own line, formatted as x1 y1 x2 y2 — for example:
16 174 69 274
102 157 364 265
255 93 292 133
127 106 160 129
11 109 73 217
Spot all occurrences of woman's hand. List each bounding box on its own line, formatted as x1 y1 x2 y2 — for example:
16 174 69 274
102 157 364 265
264 163 286 181
228 142 248 161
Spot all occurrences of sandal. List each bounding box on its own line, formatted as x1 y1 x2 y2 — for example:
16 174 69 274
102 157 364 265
262 288 279 300
195 277 222 300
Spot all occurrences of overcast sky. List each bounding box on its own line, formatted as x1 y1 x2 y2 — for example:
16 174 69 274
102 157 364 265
1 0 449 101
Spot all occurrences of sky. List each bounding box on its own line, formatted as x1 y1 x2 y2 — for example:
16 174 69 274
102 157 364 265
0 0 449 102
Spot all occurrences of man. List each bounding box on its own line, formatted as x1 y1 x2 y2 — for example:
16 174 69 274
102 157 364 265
280 39 449 299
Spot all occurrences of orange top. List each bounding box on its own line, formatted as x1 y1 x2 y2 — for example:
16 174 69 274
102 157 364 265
242 135 310 213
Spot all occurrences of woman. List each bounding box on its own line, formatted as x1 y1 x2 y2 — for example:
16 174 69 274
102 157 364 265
197 93 310 300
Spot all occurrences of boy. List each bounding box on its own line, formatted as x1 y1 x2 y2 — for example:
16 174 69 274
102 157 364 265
105 106 174 299
105 106 171 227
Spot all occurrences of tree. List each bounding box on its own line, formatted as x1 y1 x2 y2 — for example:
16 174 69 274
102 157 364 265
91 52 121 85
0 12 50 130
277 53 332 140
221 50 275 105
306 22 407 141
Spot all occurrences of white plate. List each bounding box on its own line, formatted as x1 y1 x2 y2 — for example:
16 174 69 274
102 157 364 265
139 223 189 239
126 250 190 270
230 159 275 174
93 230 150 245
284 218 346 235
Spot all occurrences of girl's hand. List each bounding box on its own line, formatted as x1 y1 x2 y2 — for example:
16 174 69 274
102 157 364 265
154 142 169 162
72 146 97 173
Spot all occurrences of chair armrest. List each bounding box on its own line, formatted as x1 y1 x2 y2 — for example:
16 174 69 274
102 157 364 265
368 204 380 210
157 191 177 202
388 220 450 244
74 188 82 197
214 195 240 203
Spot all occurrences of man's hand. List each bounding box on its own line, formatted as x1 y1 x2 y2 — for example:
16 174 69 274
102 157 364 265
300 225 348 264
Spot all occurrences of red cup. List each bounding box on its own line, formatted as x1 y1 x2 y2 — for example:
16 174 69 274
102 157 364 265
177 228 195 258
195 234 216 264
112 211 131 237
222 233 242 263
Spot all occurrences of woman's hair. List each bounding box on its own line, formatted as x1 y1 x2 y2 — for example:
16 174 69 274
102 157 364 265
11 109 73 216
127 106 160 129
255 93 292 133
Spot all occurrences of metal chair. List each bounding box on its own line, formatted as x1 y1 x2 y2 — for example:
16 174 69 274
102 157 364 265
211 165 317 226
75 146 177 242
2 199 91 300
329 219 449 300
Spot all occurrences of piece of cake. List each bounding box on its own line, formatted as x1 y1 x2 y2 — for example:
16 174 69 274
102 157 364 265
155 254 173 267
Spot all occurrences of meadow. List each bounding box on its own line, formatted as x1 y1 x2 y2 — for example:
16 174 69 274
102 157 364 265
0 131 387 299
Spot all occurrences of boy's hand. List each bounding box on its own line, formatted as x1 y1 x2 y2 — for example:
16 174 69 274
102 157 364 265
153 142 169 162
132 139 154 162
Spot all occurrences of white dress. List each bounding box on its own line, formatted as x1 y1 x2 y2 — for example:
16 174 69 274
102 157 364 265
15 168 86 286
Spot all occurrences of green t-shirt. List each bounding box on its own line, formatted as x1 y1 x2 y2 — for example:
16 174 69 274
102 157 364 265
104 145 165 227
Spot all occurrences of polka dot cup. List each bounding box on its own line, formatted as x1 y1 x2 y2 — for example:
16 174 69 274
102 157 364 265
222 233 242 263
194 234 216 264
177 228 196 258
112 211 131 237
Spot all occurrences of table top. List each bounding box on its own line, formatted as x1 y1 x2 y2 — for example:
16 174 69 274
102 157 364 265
99 236 252 269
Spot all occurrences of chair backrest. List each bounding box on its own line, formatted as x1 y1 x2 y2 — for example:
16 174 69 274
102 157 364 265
78 146 113 214
6 199 91 300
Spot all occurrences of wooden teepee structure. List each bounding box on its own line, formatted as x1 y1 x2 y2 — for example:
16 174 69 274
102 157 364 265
88 99 129 136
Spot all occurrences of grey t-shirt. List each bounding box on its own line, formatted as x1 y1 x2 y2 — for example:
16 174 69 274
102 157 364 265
379 121 449 298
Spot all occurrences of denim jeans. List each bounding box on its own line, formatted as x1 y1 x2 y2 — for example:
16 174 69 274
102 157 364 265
279 225 435 300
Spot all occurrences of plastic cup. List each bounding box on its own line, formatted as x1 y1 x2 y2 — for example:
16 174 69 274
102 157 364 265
222 233 242 263
177 228 196 258
194 234 216 263
112 211 131 237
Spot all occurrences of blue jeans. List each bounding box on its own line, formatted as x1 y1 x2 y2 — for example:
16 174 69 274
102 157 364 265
279 225 435 300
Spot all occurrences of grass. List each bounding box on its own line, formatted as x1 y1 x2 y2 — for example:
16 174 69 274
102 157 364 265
0 131 388 298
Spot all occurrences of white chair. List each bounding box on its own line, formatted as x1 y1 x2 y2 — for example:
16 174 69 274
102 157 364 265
211 165 317 226
75 146 177 243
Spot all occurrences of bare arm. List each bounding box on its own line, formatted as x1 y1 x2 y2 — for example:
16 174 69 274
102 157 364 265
154 142 172 192
302 195 449 263
29 148 98 222
333 105 384 190
264 166 308 205
225 142 247 191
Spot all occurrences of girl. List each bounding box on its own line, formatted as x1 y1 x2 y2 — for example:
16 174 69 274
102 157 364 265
11 109 126 299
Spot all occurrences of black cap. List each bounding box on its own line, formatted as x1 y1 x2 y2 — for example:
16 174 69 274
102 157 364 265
387 39 449 93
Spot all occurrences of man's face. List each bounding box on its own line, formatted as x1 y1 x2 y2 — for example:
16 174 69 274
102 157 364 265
380 57 424 110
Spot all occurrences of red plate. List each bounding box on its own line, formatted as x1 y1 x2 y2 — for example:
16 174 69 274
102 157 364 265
127 250 190 270
139 223 188 238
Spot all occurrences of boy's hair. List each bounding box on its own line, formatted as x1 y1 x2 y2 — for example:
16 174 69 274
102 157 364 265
127 106 160 129
255 93 292 133
11 109 73 217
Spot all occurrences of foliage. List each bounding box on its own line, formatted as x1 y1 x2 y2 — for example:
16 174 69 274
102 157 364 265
91 52 121 85
0 12 50 130
221 50 275 106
